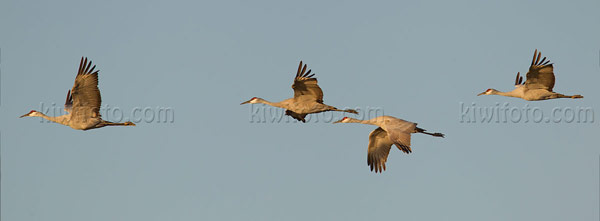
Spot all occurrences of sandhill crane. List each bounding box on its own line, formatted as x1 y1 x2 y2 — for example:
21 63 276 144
334 116 444 173
478 49 583 101
241 61 358 122
20 57 136 130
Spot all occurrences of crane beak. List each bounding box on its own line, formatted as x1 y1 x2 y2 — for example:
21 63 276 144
19 113 30 118
477 92 486 96
240 100 252 105
332 119 343 124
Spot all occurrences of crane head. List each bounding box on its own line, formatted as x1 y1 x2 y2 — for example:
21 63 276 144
240 97 261 105
333 117 350 124
477 88 497 96
20 110 40 118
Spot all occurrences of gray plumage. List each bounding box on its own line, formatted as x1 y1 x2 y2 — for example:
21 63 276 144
478 49 583 100
334 116 444 173
20 57 136 130
241 61 358 122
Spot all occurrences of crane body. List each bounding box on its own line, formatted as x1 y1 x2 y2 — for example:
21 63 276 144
334 116 444 173
478 49 583 101
242 61 358 122
20 57 135 130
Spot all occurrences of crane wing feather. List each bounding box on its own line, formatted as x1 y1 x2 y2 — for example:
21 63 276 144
64 89 73 113
385 118 416 154
388 131 412 154
292 61 324 103
524 49 555 91
514 72 524 86
285 110 307 123
70 57 102 119
367 127 394 173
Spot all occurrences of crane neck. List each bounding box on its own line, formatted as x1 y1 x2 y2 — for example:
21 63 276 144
36 112 70 126
491 89 521 98
346 117 375 125
258 99 289 109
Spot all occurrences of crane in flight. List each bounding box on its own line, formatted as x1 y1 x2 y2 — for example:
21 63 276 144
478 49 583 100
20 57 136 130
241 61 358 122
334 116 444 173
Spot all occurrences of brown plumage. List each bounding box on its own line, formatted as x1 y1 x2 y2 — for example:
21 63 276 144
478 49 583 100
334 116 444 173
20 57 136 130
241 61 358 122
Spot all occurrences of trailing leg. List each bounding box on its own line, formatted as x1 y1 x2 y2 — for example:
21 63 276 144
415 127 444 137
98 120 136 127
551 93 583 99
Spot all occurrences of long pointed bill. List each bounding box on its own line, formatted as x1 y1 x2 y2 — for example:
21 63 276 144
19 113 30 118
477 92 486 96
240 100 251 105
333 119 344 124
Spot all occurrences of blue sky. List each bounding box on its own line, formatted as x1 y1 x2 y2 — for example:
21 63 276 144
1 0 599 220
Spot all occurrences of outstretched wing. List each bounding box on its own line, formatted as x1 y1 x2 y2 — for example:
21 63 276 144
70 57 102 118
524 49 555 91
292 61 324 103
367 127 394 173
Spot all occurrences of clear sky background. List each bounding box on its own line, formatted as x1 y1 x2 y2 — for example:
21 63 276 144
1 0 599 220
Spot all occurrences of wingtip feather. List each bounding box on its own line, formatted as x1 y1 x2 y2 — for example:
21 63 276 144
296 61 303 77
